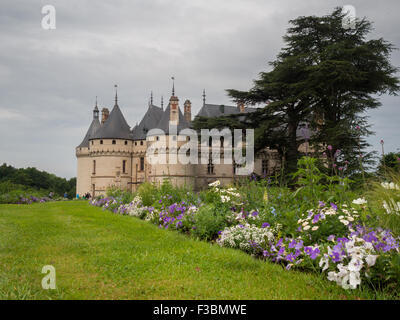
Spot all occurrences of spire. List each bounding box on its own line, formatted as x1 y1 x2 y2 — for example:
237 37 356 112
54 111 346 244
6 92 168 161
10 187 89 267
171 76 175 96
93 96 99 119
202 89 206 106
161 95 164 110
114 84 118 106
150 91 153 106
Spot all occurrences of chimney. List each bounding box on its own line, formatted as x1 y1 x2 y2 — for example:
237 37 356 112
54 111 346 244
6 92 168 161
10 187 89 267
184 100 191 123
238 102 245 113
101 108 109 124
169 95 179 125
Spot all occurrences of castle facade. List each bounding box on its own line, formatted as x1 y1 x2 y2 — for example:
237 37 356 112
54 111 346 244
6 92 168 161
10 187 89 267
76 88 281 197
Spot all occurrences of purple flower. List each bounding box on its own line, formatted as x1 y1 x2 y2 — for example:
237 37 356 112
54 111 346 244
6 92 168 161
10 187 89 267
261 222 270 228
327 235 335 241
330 203 338 211
312 214 320 224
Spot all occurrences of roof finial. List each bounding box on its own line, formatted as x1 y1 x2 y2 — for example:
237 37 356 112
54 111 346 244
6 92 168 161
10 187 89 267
202 89 206 106
93 96 99 119
150 91 153 106
161 95 164 110
171 76 175 96
114 84 118 106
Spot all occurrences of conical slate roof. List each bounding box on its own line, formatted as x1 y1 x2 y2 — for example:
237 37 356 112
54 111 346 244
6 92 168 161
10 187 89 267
92 104 132 140
77 117 101 148
131 104 164 140
150 103 191 135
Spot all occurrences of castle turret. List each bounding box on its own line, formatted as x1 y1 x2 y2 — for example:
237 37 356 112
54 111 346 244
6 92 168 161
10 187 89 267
76 98 101 197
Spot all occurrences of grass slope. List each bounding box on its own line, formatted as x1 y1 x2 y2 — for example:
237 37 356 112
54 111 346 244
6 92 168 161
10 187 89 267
0 201 372 300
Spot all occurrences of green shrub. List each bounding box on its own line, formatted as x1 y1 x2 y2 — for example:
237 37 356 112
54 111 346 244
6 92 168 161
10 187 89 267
137 182 158 206
191 204 231 241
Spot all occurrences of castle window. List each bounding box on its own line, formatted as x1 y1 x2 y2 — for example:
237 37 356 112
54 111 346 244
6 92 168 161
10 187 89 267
92 160 96 174
112 140 116 145
262 159 268 175
220 137 224 148
207 158 214 175
209 137 212 147
135 141 137 146
140 157 145 171
125 141 128 145
100 140 103 144
122 160 127 174
91 141 94 145
140 141 143 146
156 136 159 141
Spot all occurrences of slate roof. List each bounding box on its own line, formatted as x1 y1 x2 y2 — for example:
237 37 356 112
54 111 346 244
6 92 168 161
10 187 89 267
196 103 258 118
91 104 132 140
131 104 164 140
149 103 191 135
77 117 101 148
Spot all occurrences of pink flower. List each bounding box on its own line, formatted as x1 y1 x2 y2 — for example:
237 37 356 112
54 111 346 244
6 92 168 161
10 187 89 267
333 164 337 168
397 157 400 162
327 145 333 151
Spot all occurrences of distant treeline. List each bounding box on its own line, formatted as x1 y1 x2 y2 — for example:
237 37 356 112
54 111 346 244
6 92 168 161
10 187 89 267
0 163 76 198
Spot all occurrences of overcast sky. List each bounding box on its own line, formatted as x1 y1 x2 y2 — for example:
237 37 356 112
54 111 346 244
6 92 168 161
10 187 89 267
0 0 399 179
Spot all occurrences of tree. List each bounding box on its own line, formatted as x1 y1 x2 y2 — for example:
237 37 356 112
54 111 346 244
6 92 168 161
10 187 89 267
378 152 400 174
224 7 399 178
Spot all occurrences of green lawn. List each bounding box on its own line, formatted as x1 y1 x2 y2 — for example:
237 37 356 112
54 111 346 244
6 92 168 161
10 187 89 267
0 201 375 299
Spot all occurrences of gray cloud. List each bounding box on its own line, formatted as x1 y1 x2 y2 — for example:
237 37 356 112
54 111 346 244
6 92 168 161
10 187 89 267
0 0 399 178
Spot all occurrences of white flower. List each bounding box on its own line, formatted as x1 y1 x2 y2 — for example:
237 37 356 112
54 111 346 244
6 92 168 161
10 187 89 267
365 255 378 267
302 221 309 227
352 198 368 205
303 225 310 231
312 226 319 231
381 182 400 190
319 255 330 271
340 219 349 226
208 180 220 187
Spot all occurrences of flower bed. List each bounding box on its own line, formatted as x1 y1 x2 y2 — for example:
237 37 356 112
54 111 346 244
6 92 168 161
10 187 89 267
89 170 400 296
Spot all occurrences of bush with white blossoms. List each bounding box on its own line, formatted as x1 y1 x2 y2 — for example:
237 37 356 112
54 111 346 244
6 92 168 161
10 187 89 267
217 223 274 254
208 180 242 207
118 196 148 218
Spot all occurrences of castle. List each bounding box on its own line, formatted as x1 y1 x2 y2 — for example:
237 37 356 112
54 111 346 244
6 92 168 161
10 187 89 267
76 86 281 197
